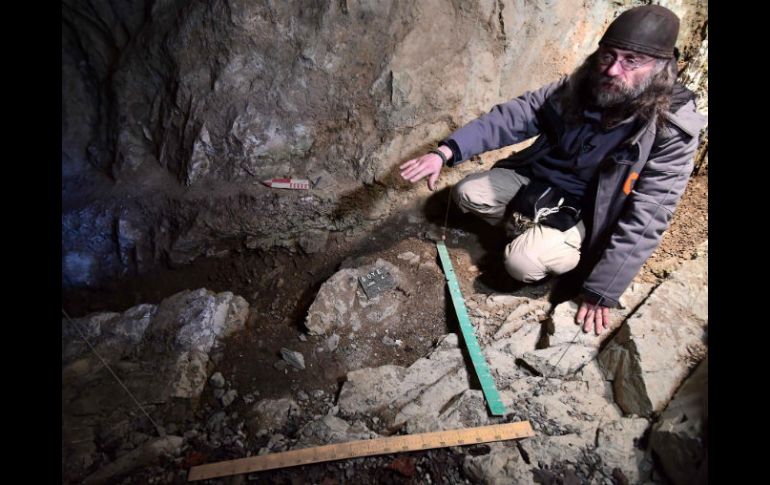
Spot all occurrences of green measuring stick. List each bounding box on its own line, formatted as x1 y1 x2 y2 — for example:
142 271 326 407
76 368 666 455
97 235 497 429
436 240 506 416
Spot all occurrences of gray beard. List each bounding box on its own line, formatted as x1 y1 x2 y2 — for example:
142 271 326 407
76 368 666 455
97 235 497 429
592 71 655 107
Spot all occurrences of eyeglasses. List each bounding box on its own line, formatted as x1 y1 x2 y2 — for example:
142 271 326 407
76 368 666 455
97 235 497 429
596 50 656 71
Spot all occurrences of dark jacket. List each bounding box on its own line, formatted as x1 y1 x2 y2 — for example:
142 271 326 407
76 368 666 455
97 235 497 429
443 77 707 307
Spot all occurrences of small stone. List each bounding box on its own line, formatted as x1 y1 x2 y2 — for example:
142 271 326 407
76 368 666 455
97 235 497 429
207 412 226 431
418 261 440 273
325 334 340 352
221 389 238 407
209 372 226 389
397 251 420 265
281 348 305 370
297 390 309 401
298 334 308 342
267 433 287 451
312 390 325 399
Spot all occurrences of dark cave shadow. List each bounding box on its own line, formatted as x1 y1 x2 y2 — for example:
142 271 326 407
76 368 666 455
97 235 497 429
424 187 521 292
547 268 584 307
546 243 607 307
329 145 434 224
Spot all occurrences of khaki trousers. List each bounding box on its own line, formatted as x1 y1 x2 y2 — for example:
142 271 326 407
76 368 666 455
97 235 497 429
452 168 585 283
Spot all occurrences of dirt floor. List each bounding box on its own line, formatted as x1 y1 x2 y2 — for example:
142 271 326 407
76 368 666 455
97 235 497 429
62 173 707 484
637 174 708 281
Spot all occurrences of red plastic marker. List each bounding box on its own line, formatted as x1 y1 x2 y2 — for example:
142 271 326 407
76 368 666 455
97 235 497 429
261 178 311 190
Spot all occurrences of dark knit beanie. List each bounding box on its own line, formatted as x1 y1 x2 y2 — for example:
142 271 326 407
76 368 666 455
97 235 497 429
599 5 680 58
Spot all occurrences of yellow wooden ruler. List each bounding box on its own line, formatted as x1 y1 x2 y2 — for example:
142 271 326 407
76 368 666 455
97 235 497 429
188 421 534 481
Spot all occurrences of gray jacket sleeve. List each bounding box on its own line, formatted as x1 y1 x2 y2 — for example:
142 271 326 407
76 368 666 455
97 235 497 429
442 77 567 166
582 106 704 307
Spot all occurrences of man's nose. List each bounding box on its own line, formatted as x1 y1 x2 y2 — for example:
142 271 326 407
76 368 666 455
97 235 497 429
605 59 624 77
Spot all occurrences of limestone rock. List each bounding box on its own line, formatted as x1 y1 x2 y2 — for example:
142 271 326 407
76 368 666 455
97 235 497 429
598 248 708 416
305 259 413 335
249 398 301 433
650 357 708 485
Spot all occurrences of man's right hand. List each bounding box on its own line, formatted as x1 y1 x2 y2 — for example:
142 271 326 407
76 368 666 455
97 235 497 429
399 146 452 191
575 301 612 335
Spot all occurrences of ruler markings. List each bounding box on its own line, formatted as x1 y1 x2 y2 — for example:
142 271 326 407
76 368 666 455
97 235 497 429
189 422 534 481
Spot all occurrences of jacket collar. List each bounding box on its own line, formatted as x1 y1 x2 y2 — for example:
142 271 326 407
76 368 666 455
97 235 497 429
662 100 707 138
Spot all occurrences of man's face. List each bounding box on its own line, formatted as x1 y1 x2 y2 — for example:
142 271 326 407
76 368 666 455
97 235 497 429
592 46 661 107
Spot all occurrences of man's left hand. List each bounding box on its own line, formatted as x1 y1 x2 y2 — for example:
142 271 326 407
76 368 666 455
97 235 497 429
575 302 611 335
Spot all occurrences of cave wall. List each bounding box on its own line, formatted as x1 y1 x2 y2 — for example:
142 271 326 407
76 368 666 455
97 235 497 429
62 0 708 287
